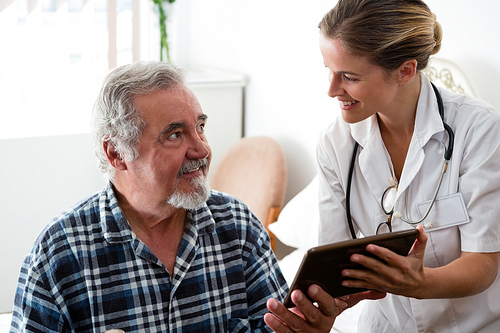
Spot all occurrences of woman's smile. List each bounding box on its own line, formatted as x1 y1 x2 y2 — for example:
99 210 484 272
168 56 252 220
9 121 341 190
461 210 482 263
338 99 360 110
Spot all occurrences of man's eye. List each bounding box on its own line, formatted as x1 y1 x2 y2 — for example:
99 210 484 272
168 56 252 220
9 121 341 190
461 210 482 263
168 132 181 140
198 123 205 132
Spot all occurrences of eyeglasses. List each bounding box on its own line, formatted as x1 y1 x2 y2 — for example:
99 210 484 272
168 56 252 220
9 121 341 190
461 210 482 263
378 177 398 234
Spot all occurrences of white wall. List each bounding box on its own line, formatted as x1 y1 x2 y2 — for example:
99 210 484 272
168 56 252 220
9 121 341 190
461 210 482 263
176 0 500 202
0 134 106 313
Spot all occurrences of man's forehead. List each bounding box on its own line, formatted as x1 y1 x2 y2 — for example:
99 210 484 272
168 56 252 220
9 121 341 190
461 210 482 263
133 85 187 102
134 87 201 113
134 88 206 133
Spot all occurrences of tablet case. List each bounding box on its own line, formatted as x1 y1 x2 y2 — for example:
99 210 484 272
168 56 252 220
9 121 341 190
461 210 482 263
284 229 419 307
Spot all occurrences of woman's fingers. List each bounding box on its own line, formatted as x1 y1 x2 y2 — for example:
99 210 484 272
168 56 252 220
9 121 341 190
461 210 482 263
341 227 428 295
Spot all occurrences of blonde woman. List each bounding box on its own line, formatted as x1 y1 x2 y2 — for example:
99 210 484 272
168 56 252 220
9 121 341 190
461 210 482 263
266 0 500 332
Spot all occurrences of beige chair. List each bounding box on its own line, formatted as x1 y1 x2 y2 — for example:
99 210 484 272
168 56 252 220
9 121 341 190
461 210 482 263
211 136 287 251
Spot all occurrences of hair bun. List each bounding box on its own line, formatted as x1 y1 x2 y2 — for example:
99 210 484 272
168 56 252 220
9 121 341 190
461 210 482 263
432 13 443 55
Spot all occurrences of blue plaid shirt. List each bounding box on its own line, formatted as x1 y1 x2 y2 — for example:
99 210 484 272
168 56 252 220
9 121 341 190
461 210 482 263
10 183 288 332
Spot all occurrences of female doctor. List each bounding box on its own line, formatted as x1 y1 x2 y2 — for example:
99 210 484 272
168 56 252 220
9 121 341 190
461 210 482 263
265 0 500 332
317 0 500 331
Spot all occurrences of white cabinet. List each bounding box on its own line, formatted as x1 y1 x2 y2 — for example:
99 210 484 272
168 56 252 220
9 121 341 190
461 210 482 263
186 68 246 179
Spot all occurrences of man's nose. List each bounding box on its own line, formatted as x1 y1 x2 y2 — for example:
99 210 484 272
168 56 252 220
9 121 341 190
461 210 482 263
187 135 210 161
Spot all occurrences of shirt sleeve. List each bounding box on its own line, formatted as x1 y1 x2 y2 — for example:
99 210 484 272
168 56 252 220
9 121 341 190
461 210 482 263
454 102 500 252
10 250 67 333
235 209 288 333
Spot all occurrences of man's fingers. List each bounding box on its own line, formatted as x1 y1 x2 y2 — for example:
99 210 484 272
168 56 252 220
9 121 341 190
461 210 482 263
291 286 338 331
307 285 339 317
265 287 338 332
264 311 292 333
266 298 306 332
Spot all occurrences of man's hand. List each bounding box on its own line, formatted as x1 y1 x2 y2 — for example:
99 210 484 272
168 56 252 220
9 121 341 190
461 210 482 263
264 285 386 332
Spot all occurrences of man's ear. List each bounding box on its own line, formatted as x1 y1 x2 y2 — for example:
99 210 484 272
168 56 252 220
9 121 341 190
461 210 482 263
397 59 418 84
103 140 127 171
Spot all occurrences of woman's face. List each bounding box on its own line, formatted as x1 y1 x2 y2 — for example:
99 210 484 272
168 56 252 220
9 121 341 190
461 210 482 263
319 35 400 124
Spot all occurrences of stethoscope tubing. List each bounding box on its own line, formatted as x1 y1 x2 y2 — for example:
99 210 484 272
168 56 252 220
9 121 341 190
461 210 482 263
345 82 454 239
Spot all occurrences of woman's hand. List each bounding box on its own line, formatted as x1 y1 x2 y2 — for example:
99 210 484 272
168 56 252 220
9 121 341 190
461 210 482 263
340 225 429 298
341 224 500 300
264 284 386 332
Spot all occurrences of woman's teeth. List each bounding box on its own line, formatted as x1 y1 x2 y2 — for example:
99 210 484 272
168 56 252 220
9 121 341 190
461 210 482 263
341 100 359 106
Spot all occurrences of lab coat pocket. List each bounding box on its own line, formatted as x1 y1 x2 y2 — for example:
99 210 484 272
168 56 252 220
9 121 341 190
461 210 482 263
415 192 470 232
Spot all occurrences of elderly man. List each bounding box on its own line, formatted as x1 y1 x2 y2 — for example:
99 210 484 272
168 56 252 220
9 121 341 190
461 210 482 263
11 61 344 333
10 61 289 332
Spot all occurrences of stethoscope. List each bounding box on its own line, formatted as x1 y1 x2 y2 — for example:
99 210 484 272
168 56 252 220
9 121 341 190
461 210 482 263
346 82 455 239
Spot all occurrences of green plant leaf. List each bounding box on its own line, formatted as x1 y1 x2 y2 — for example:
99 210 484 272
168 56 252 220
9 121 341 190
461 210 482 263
152 0 174 62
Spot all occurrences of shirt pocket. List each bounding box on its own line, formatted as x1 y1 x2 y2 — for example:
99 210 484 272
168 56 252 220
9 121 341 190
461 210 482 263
415 192 470 232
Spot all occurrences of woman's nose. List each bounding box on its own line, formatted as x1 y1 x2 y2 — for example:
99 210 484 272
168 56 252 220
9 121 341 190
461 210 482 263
328 74 344 98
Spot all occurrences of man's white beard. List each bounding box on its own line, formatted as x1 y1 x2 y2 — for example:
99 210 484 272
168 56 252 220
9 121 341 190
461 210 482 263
166 174 211 210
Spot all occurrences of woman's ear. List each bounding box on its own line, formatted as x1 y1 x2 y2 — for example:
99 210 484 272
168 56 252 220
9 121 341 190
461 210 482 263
103 140 127 171
398 59 418 84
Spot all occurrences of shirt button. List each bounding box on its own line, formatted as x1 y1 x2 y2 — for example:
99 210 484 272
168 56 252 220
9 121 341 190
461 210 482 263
425 329 436 333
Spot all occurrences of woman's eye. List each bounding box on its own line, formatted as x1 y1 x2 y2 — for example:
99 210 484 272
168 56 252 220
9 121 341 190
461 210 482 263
343 74 357 82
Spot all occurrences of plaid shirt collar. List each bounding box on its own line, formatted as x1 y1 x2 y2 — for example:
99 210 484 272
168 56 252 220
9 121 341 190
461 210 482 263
99 181 216 245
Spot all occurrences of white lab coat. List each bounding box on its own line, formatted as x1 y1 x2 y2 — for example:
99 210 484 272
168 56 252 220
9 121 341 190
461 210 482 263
317 75 500 332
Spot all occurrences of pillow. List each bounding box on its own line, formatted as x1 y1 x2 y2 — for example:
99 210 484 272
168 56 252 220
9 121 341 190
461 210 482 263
269 176 319 250
0 313 12 333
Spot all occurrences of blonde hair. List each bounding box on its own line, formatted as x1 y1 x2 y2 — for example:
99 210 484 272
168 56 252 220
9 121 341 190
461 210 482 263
319 0 442 72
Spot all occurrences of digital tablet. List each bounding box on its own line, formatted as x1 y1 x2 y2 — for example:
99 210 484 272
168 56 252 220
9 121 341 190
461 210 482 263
284 229 419 308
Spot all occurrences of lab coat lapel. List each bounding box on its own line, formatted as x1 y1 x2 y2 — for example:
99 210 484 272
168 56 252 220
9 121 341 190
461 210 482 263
352 116 394 203
351 75 444 204
396 134 425 196
396 75 444 196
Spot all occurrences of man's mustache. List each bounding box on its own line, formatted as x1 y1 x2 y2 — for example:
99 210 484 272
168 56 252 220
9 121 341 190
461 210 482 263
178 158 209 177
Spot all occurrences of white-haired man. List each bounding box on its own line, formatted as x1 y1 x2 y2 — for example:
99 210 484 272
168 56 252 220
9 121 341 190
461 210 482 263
12 61 342 333
11 61 290 332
